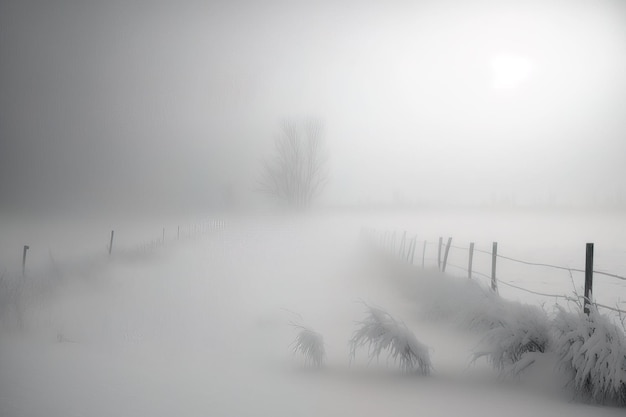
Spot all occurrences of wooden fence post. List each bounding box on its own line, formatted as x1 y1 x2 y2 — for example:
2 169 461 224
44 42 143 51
409 237 417 264
442 237 452 272
437 237 443 271
422 240 427 269
491 242 498 292
404 237 411 262
22 245 29 277
468 242 475 279
109 230 115 256
584 242 594 315
399 231 407 258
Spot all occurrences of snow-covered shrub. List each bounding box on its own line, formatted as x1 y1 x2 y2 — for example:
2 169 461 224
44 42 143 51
461 289 509 332
553 305 626 405
473 303 551 377
291 324 325 368
389 263 507 332
349 303 432 375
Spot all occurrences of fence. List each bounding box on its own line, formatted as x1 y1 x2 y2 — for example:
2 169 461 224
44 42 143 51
8 218 227 279
127 220 227 256
0 218 228 331
361 228 626 317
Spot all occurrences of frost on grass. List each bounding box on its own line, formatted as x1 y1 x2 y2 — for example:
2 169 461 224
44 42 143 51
396 267 507 332
349 303 432 375
472 303 551 377
291 324 325 368
553 305 626 405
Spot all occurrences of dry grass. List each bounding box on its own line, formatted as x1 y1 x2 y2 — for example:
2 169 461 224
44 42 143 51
290 324 325 368
349 303 432 375
472 303 550 376
554 305 626 405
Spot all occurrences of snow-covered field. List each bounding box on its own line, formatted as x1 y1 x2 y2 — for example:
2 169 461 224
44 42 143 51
1 210 625 416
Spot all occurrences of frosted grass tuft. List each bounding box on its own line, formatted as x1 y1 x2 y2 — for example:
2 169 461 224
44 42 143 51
349 303 432 375
290 324 325 368
554 304 626 405
472 303 551 377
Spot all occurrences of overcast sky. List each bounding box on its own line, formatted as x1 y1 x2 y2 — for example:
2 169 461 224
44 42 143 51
1 0 625 215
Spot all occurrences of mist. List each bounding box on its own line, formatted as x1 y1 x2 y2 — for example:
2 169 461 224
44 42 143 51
2 1 626 416
1 0 625 214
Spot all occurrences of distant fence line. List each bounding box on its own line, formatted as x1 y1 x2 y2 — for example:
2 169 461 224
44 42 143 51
128 219 227 256
11 219 227 277
360 227 626 317
1 218 227 330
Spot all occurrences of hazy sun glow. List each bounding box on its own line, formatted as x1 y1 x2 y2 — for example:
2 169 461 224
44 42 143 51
491 53 533 89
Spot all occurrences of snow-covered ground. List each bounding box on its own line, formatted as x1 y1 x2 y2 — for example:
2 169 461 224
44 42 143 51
1 210 625 416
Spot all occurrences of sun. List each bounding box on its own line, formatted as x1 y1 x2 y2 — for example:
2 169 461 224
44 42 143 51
490 53 533 90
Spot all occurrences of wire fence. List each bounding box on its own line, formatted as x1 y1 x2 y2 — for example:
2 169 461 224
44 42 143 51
3 218 228 281
0 218 229 331
360 227 626 316
463 245 624 279
130 219 227 256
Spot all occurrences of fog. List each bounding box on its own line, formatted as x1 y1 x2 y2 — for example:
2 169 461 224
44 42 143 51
1 212 625 416
1 0 626 214
2 2 626 415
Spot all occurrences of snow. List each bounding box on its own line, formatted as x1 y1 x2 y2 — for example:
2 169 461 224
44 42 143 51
349 303 432 375
290 324 326 368
1 210 626 416
553 305 626 405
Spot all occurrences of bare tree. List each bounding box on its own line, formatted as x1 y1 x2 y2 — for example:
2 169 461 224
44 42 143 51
260 120 329 209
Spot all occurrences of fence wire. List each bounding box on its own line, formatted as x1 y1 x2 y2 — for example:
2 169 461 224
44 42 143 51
495 279 574 301
449 241 626 281
363 228 626 316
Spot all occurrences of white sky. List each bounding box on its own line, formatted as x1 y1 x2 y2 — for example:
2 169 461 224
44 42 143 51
1 0 625 213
